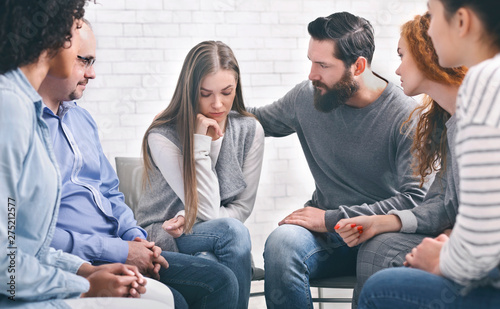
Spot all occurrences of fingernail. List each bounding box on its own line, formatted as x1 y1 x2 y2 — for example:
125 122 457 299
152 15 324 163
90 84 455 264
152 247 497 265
357 226 363 231
350 224 356 228
359 230 363 234
334 224 340 230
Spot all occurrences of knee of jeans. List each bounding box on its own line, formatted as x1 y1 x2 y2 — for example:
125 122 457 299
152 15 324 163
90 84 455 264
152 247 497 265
220 217 251 251
264 225 305 266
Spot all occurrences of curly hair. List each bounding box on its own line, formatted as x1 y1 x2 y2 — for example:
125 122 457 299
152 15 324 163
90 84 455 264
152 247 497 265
0 0 87 74
401 13 467 186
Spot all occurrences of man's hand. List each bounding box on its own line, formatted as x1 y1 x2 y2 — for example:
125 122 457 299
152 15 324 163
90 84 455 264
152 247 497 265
278 207 328 233
80 263 147 298
405 234 447 276
162 216 185 238
126 237 169 280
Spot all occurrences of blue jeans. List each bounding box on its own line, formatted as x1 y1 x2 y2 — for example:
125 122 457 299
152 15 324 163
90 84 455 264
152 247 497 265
359 267 500 309
264 224 358 309
175 218 252 309
159 251 238 309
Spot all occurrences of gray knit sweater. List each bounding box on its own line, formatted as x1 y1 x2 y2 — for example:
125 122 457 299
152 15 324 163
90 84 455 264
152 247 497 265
249 80 429 231
136 111 256 251
389 115 458 235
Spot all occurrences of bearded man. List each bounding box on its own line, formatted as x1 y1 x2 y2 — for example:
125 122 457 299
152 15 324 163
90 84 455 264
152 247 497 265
247 11 430 309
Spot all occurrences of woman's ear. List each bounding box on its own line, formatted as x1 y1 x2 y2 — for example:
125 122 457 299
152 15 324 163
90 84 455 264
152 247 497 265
456 7 472 38
353 57 367 76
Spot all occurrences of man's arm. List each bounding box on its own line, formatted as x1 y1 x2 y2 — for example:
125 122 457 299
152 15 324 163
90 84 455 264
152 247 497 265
0 91 89 301
247 81 307 137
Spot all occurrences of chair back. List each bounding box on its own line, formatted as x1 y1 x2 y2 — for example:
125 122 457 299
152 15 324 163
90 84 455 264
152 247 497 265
115 157 144 215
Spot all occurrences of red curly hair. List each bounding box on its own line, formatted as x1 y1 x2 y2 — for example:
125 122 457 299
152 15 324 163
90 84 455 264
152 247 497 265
401 13 467 186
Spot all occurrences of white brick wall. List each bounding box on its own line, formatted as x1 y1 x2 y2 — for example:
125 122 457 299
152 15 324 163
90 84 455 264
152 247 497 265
81 0 427 275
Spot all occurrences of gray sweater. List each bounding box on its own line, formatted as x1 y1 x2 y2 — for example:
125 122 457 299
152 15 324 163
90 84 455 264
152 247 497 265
136 112 256 251
389 115 459 235
249 80 429 231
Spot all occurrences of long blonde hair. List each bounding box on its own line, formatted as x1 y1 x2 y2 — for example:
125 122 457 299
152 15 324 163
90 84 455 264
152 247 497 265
142 41 251 233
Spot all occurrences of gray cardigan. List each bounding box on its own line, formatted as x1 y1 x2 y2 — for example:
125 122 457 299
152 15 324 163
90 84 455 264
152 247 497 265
389 115 459 235
136 111 255 251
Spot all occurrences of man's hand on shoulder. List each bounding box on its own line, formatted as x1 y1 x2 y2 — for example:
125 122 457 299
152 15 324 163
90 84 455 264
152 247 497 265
279 206 328 233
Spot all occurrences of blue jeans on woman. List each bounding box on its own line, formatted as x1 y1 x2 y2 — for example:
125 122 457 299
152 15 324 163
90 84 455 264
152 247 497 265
359 267 500 309
263 224 358 309
160 251 238 309
175 217 252 309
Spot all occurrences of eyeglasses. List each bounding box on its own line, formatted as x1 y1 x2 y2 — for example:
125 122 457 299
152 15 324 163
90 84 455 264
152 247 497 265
77 55 96 69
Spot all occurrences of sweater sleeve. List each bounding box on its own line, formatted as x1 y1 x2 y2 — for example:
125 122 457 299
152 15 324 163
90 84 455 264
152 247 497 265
247 81 304 137
389 169 451 235
218 121 265 222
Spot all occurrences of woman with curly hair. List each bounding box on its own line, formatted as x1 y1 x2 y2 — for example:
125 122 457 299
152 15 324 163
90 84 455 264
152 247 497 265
0 1 167 307
332 13 466 307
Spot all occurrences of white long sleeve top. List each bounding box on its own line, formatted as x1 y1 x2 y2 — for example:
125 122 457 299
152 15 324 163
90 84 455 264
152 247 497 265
148 122 264 223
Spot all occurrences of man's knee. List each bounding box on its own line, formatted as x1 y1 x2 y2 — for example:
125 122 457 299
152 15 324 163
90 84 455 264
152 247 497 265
264 224 310 264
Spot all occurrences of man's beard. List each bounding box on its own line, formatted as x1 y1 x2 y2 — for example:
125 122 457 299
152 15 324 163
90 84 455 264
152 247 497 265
313 69 360 113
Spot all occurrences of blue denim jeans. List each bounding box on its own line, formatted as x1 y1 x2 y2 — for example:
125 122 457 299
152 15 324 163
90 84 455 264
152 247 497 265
175 218 252 309
359 267 500 309
159 251 238 309
263 224 358 309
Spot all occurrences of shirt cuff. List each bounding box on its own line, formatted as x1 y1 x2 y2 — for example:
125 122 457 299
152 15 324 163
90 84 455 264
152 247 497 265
194 134 212 155
325 209 344 233
100 237 130 264
388 209 418 233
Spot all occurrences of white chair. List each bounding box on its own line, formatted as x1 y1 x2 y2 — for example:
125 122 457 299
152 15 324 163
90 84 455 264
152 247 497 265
115 156 144 215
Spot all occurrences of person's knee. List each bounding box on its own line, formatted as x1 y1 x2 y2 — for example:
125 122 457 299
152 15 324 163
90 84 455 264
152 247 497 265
264 225 307 266
218 217 251 251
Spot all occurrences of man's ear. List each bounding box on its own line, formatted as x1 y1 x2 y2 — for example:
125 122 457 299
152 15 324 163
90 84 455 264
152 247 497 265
353 57 367 76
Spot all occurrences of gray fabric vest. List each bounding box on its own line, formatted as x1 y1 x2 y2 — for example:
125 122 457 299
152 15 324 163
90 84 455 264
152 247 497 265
136 111 256 251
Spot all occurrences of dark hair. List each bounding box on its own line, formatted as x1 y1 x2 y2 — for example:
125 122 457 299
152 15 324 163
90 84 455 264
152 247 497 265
308 11 375 67
439 0 500 48
0 0 87 74
401 13 466 186
142 41 252 233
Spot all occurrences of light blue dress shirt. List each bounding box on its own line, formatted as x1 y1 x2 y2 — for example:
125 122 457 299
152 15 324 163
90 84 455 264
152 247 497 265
0 69 89 306
43 101 146 264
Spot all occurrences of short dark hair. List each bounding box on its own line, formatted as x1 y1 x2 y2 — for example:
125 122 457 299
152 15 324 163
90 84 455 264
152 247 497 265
0 0 87 74
308 12 375 68
439 0 500 49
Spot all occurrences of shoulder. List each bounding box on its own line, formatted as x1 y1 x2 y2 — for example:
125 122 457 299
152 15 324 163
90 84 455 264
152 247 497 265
383 82 418 117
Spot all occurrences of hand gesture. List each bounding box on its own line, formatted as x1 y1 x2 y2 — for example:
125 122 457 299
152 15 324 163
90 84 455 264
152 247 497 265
82 263 146 298
404 234 447 275
196 113 223 140
278 207 328 233
162 216 185 238
335 215 402 247
126 237 169 280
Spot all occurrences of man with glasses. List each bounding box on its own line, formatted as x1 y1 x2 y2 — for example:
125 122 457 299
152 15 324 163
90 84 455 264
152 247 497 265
38 19 239 308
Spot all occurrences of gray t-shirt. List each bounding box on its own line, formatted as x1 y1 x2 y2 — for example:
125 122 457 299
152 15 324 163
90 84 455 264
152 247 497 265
249 80 429 231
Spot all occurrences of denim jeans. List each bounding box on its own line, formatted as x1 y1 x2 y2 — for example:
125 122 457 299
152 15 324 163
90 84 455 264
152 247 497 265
175 218 252 309
263 224 358 309
159 251 238 309
359 267 500 309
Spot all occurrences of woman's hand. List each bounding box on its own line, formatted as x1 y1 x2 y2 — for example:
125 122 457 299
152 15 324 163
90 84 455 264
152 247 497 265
404 234 447 276
335 215 402 247
162 216 185 238
81 263 146 298
196 113 223 140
